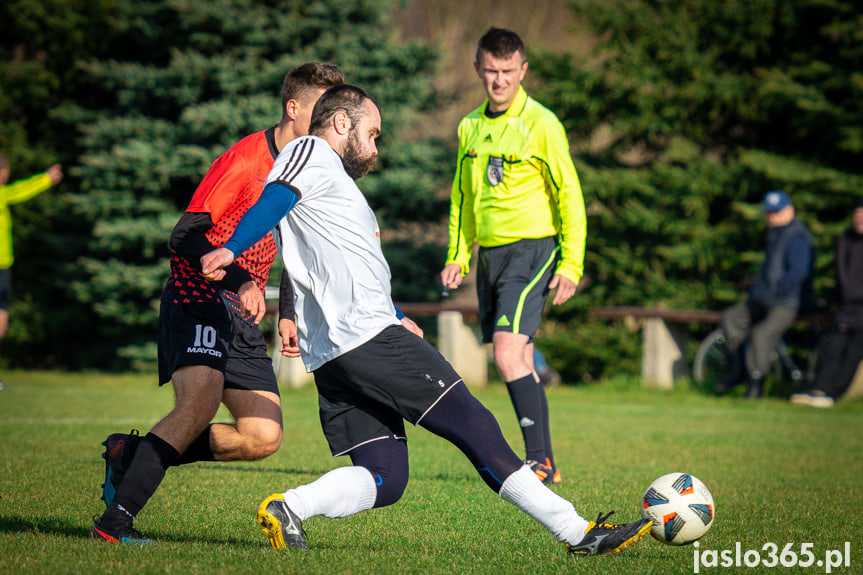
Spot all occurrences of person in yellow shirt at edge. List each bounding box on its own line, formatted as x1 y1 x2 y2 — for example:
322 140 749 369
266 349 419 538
0 153 63 390
440 27 587 485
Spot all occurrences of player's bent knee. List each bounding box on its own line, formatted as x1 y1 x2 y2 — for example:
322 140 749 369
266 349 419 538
245 426 282 460
246 440 280 460
350 437 409 509
370 465 408 508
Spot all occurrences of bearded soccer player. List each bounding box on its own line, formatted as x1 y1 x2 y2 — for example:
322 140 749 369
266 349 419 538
89 62 344 544
200 84 649 558
440 28 587 485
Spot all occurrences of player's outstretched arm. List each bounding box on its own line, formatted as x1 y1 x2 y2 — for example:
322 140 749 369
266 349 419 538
201 181 299 282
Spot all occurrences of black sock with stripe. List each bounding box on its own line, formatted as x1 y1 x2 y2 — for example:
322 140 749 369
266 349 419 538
505 374 547 462
539 382 555 468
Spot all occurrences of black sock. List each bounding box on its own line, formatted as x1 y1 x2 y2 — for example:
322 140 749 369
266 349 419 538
420 382 523 493
111 432 179 518
173 424 216 465
505 374 547 461
538 382 554 467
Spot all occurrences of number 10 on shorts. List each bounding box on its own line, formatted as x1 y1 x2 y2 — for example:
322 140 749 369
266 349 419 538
194 324 217 348
186 324 223 358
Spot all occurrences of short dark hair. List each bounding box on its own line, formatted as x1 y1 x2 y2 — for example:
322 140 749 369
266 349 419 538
308 84 379 136
476 27 525 63
281 62 345 119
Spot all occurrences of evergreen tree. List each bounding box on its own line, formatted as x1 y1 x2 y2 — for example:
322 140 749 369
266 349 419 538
0 0 115 366
530 0 863 381
59 0 445 369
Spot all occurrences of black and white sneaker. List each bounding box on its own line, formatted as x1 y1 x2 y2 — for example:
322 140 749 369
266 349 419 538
790 389 834 408
566 511 652 557
257 493 308 550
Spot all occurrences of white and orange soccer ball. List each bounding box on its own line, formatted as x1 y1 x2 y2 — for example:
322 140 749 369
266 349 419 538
641 472 715 545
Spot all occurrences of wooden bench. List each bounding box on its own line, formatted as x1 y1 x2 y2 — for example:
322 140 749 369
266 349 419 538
589 307 719 388
589 306 863 399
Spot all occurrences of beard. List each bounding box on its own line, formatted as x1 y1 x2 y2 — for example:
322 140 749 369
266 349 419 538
341 130 377 180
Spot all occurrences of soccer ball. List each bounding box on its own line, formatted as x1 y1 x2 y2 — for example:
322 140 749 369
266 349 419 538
641 472 715 545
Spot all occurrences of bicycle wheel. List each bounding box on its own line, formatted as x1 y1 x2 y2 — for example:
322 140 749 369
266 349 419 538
692 328 729 392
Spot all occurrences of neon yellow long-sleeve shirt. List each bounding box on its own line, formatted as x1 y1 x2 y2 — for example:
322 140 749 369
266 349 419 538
0 172 52 269
445 86 587 285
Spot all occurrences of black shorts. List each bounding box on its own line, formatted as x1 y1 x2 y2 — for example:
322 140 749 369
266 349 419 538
157 296 279 394
476 236 560 343
0 268 10 311
313 325 462 456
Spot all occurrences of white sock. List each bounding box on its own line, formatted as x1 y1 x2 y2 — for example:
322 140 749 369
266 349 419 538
499 465 590 545
282 466 377 520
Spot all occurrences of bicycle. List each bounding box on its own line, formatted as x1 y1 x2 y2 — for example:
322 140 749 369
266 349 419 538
692 328 819 396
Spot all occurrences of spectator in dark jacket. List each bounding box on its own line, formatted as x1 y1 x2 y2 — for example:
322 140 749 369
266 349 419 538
791 198 863 407
716 190 815 398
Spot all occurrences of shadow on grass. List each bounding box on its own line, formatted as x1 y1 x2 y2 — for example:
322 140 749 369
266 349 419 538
0 515 82 538
195 463 483 486
0 514 256 546
193 463 330 478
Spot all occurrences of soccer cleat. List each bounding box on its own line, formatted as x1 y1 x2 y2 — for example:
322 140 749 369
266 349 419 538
527 458 562 485
100 430 142 507
566 511 652 557
257 493 308 550
89 514 155 544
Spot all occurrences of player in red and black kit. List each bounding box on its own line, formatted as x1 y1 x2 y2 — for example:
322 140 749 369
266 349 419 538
89 63 345 544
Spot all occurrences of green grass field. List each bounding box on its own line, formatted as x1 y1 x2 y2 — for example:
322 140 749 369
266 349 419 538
1 371 861 574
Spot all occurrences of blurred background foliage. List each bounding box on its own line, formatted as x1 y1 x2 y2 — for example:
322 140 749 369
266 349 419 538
1 0 861 381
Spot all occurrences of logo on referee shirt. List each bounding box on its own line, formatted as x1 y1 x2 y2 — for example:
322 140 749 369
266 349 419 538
487 156 504 186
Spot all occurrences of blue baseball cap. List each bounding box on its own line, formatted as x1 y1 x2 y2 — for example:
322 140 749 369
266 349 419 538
763 190 792 213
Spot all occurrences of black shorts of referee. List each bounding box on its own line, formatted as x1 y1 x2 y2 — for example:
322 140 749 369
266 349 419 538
476 236 559 343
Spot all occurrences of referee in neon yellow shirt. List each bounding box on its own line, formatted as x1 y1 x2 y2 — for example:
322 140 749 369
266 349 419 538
441 28 586 485
0 154 63 389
